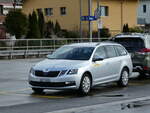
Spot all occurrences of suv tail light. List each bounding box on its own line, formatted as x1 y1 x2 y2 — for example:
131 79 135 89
138 48 150 53
143 66 149 71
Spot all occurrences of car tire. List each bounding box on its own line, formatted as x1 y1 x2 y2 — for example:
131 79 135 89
117 68 129 87
32 88 44 94
79 73 92 95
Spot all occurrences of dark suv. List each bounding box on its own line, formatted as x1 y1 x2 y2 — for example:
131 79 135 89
112 33 150 78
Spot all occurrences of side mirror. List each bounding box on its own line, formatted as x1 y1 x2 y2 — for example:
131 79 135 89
46 54 51 58
92 57 104 62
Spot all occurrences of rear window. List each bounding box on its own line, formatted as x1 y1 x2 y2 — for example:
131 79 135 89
115 45 127 56
104 46 117 58
114 37 145 52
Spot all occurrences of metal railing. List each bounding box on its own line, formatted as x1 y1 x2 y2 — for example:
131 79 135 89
0 38 109 59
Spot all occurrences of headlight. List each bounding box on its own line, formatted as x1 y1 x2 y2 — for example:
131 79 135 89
67 69 78 75
30 67 35 75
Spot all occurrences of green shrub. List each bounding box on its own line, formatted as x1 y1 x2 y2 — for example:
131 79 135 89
5 10 28 39
129 26 144 33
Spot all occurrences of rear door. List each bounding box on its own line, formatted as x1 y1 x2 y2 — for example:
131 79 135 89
103 45 121 80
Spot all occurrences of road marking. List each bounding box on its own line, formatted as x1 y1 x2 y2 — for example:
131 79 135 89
46 96 150 113
32 95 66 99
0 88 31 94
0 88 70 99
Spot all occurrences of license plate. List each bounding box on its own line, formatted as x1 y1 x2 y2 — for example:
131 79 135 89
40 78 51 82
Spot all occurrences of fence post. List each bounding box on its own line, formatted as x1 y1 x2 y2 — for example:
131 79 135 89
25 40 29 58
39 39 42 57
53 39 56 51
10 40 13 59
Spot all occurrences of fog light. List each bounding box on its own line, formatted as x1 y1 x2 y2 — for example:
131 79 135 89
65 81 75 85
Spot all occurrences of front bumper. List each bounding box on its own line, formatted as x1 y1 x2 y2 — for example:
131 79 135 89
28 73 81 90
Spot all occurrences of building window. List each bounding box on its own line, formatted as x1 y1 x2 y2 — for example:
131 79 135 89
100 6 109 16
143 5 146 13
0 5 3 15
36 8 42 14
60 7 66 15
45 8 53 16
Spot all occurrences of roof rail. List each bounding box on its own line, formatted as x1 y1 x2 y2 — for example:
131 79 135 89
114 32 146 37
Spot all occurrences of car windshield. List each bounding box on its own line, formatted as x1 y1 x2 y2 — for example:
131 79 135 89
114 37 145 52
47 46 95 60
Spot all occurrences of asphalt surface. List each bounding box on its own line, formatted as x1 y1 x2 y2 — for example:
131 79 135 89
0 58 150 113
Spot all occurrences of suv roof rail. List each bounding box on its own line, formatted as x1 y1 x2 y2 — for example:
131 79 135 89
114 32 147 37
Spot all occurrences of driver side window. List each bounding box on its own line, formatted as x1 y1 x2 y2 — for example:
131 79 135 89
93 46 107 59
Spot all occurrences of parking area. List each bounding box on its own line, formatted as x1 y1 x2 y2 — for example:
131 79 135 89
1 58 150 113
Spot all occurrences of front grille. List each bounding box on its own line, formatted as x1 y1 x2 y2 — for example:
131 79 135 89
29 81 76 87
35 70 60 77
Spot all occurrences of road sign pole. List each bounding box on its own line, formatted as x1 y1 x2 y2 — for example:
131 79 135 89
97 0 100 40
88 0 92 42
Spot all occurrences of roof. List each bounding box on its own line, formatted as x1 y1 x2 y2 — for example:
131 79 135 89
68 42 98 47
0 0 22 4
114 33 150 39
66 41 120 47
0 0 13 3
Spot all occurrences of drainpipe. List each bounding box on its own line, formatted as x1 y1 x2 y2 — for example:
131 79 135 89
121 0 123 32
79 0 82 38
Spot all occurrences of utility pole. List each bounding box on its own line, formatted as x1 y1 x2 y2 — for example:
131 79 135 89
88 0 92 42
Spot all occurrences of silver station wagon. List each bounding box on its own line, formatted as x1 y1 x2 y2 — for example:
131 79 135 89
29 42 133 95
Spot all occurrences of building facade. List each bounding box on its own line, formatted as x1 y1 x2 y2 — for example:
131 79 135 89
23 0 138 36
137 0 150 25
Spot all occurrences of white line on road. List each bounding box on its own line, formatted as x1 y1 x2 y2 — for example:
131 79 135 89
46 96 150 113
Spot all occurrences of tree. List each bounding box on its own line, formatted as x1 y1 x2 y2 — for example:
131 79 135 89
38 11 45 38
45 20 54 38
54 20 61 34
26 11 41 38
5 10 28 39
26 13 32 38
122 23 129 33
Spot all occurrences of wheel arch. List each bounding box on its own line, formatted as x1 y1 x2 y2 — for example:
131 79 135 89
82 71 93 85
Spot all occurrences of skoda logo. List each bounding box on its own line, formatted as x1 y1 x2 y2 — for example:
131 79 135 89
44 69 49 72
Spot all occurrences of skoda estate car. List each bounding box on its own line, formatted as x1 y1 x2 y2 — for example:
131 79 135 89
29 42 133 95
113 33 150 78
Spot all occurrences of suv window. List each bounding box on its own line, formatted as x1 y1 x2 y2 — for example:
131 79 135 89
115 45 127 56
114 37 145 52
147 38 150 48
105 46 117 58
93 46 107 59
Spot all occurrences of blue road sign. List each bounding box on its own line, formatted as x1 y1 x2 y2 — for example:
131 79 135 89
81 16 97 21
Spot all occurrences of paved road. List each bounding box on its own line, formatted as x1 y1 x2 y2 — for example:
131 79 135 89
0 59 150 113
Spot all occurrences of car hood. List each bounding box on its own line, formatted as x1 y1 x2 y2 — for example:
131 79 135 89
34 59 89 71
